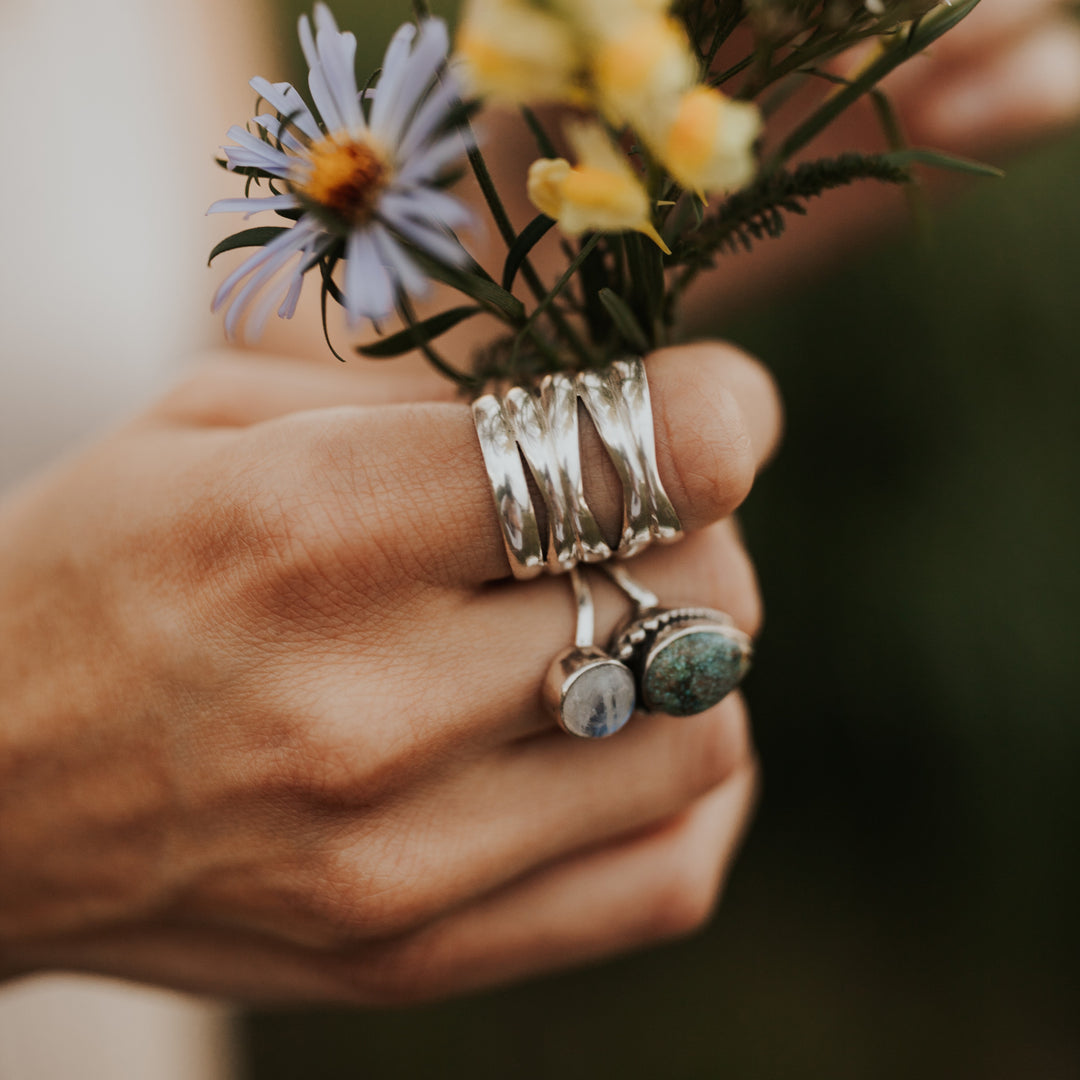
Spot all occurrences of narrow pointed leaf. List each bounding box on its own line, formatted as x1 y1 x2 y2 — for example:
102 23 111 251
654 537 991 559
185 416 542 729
502 214 555 291
598 289 650 354
357 305 485 358
208 227 288 265
882 148 1004 179
767 0 985 171
408 249 526 322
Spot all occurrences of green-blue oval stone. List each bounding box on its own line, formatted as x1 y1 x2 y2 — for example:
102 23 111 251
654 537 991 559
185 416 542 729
642 630 746 717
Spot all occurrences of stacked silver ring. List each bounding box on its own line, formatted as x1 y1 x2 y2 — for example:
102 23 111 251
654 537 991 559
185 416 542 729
473 357 752 738
472 358 683 579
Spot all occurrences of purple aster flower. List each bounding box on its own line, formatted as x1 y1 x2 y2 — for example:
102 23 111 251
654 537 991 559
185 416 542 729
209 4 472 341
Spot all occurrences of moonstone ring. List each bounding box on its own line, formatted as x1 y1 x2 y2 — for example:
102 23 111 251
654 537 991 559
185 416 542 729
543 567 637 738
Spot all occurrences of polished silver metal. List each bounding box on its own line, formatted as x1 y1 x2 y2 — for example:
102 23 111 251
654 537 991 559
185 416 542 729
472 392 544 580
503 374 612 574
473 358 683 580
605 565 752 717
543 568 637 738
577 358 683 559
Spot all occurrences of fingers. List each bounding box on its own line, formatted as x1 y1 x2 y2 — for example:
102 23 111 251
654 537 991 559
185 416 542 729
306 691 751 943
157 349 456 427
449 518 763 742
248 342 782 588
21 767 756 1004
339 766 759 1004
914 19 1080 149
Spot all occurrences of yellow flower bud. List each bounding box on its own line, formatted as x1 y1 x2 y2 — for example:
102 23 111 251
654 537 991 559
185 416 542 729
591 16 697 131
560 0 674 37
656 86 762 195
526 123 670 253
456 0 583 105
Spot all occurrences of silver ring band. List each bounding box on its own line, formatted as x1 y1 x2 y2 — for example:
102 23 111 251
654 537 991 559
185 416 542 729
577 359 682 559
472 391 545 580
473 358 683 578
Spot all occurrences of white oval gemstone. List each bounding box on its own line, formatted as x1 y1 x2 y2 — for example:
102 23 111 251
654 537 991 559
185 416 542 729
562 661 636 738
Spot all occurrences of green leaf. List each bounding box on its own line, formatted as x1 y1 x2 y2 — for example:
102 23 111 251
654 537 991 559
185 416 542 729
408 248 526 323
882 148 1004 179
520 106 559 159
208 227 288 265
357 305 485 358
502 214 555 291
766 0 985 173
598 289 650 354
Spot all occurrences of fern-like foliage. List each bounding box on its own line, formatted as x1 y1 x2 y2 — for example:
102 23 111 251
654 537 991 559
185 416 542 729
671 153 911 280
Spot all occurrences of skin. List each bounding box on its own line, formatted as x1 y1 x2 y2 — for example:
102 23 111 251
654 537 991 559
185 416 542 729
0 344 779 1004
1 0 1078 1005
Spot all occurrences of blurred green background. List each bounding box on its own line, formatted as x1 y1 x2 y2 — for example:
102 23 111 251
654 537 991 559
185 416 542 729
245 4 1080 1076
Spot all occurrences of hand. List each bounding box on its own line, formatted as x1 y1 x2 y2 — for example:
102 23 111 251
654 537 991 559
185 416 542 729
0 343 780 1005
680 0 1080 311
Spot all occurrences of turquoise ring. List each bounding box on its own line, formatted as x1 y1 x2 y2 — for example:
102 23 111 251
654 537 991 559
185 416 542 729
610 607 752 717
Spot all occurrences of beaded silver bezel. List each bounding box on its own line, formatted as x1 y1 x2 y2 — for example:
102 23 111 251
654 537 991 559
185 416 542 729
610 607 753 715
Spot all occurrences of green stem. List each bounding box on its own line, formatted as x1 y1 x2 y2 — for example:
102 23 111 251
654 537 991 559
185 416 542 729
461 125 592 364
520 106 558 159
396 292 481 391
762 0 984 175
511 235 602 367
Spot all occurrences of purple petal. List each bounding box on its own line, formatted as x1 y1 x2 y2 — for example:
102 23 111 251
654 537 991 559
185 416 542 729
278 265 306 320
404 186 473 230
298 13 318 72
345 230 394 323
245 251 307 341
249 78 320 140
212 219 317 313
372 224 429 301
207 194 299 219
396 131 468 185
379 202 468 268
318 34 363 130
396 76 461 162
379 20 450 147
368 22 417 142
253 114 307 155
223 126 294 173
307 64 344 133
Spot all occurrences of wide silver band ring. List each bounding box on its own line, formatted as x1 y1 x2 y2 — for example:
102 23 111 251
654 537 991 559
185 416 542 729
472 358 683 579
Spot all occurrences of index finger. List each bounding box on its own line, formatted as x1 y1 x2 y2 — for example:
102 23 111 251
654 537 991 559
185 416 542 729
260 342 783 587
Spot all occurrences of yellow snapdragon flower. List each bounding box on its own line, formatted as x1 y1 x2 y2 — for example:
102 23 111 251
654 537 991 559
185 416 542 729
654 86 762 195
561 0 674 38
527 123 670 252
591 15 698 132
456 0 584 105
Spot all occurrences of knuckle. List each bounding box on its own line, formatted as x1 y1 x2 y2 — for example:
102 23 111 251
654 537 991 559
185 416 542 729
673 696 752 797
690 525 764 638
661 372 757 523
308 835 440 944
322 940 439 1007
640 836 720 942
154 361 255 425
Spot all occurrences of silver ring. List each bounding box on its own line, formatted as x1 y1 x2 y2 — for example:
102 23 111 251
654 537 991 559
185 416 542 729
472 358 683 578
542 567 637 738
472 391 545 580
604 564 753 717
503 373 612 574
576 359 682 559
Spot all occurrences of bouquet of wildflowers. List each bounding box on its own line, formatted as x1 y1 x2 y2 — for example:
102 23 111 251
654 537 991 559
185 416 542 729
209 0 997 390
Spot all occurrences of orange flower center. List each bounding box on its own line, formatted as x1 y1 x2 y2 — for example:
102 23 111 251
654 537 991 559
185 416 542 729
293 135 389 225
